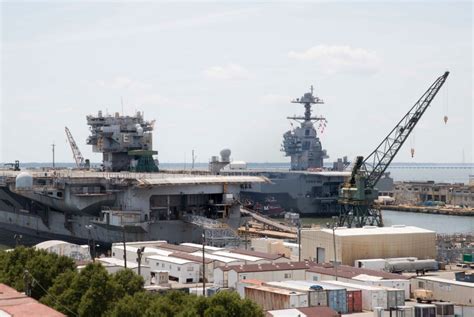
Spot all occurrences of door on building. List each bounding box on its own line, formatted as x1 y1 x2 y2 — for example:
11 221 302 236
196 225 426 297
316 247 325 263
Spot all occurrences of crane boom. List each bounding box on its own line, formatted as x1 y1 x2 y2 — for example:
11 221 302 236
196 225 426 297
65 126 85 168
338 71 449 228
362 71 450 188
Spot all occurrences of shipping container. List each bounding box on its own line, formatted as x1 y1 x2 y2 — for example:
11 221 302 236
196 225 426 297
385 288 405 308
244 285 308 311
263 281 328 307
354 259 386 271
323 279 388 310
276 280 347 313
462 253 473 263
236 279 263 298
414 304 436 317
346 288 363 313
433 301 454 317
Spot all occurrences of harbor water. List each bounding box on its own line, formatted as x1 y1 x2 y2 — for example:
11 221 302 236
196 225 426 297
301 210 473 234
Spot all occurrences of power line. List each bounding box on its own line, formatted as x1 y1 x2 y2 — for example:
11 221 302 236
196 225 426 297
24 270 78 317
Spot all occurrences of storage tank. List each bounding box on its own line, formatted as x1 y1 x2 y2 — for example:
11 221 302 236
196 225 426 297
15 172 33 190
385 259 438 273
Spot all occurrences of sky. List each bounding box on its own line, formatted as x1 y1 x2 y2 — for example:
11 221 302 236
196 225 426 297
1 1 472 164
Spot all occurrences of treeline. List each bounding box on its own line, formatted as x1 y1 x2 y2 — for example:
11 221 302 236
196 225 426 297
0 247 263 317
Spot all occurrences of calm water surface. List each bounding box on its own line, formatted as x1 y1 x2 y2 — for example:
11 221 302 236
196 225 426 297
301 210 473 234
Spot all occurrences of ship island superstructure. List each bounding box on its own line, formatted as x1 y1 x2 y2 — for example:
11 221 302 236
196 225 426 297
217 86 351 215
282 86 328 170
0 111 268 247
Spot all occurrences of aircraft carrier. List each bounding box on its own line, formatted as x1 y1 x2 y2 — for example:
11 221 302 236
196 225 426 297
214 87 373 215
0 111 267 247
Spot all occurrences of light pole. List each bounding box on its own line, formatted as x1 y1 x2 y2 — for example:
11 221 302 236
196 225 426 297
202 232 206 297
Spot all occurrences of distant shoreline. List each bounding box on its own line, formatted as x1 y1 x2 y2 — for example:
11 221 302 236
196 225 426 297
381 204 474 216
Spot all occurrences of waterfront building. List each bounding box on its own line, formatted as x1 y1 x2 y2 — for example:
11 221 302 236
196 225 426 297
301 225 436 265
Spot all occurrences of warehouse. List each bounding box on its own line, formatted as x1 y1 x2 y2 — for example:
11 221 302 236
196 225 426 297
301 225 436 266
214 262 314 288
145 254 200 283
411 276 474 306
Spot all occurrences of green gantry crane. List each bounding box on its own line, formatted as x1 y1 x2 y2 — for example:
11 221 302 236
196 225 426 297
338 71 450 227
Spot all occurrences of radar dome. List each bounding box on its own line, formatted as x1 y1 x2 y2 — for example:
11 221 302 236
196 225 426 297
15 172 33 190
220 149 231 162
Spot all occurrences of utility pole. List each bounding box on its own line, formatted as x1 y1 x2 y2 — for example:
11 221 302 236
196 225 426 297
191 149 196 170
137 247 144 276
332 216 338 281
245 222 249 250
51 142 55 169
23 270 31 297
85 225 95 261
122 225 127 268
298 223 302 262
202 232 206 297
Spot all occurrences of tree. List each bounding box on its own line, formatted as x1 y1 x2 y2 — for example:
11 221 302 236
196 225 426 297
111 268 144 296
106 290 264 317
0 247 75 299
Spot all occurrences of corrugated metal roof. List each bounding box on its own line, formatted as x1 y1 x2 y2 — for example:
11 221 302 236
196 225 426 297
156 243 200 253
245 284 306 295
189 252 241 263
97 257 141 269
229 249 288 261
170 252 213 264
415 276 474 287
307 264 408 280
213 251 264 262
220 261 315 273
146 254 195 265
180 243 223 251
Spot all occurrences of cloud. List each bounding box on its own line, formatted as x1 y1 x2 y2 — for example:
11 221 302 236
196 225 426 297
203 63 251 80
288 45 381 75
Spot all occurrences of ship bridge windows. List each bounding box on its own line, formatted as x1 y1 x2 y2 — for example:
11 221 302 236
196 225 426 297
305 129 310 136
302 141 310 150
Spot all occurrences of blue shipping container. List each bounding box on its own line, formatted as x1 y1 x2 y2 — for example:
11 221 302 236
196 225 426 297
326 289 347 314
